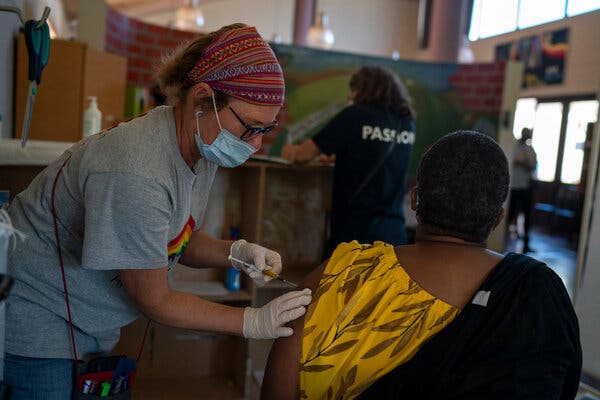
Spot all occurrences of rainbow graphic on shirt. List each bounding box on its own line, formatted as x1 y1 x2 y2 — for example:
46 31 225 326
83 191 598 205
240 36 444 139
168 215 195 261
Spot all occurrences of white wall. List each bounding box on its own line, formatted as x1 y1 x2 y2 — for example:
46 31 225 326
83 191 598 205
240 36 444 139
320 0 420 58
470 10 600 99
0 0 24 139
575 53 600 377
77 0 106 51
132 0 421 59
136 0 296 44
577 135 600 377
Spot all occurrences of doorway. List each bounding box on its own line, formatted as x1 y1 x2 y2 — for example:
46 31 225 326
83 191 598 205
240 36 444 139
507 96 599 298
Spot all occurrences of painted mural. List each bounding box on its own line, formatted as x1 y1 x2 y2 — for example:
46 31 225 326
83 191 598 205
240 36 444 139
495 28 568 88
262 43 506 175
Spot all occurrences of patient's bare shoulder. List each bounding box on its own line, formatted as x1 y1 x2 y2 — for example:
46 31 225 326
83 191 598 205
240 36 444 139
261 261 327 400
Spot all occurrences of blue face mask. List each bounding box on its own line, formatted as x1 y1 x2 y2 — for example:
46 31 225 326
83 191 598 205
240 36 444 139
194 94 257 168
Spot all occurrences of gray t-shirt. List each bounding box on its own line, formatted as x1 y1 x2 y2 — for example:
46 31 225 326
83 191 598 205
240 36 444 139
6 106 217 359
511 141 537 189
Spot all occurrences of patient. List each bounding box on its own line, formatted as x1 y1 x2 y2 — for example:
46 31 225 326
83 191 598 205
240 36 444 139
262 131 581 400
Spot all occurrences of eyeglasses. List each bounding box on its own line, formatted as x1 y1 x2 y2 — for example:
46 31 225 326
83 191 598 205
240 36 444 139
228 107 278 141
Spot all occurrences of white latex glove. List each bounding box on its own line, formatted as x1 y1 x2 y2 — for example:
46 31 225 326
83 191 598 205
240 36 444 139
242 289 312 339
229 239 282 286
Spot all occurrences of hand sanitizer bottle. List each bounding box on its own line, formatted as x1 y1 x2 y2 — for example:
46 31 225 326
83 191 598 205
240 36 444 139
83 96 102 138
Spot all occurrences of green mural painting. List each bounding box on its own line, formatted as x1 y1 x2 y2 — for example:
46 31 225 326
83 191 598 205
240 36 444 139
262 44 505 175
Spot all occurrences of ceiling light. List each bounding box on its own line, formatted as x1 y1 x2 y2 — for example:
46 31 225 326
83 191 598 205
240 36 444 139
175 0 205 31
307 11 334 49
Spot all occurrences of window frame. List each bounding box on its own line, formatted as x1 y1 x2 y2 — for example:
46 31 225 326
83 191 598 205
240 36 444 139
514 94 598 185
469 0 599 41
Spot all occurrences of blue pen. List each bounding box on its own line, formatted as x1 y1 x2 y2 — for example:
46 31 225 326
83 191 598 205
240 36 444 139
112 377 124 394
110 358 135 390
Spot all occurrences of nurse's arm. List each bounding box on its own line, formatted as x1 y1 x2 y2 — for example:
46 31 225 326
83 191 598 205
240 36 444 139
120 267 244 335
179 229 233 269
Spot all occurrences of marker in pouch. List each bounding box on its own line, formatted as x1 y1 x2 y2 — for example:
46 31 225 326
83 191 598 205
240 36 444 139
112 377 125 394
82 379 92 394
100 382 111 397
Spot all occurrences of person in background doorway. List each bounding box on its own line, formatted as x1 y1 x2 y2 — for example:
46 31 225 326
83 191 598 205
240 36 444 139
4 24 311 399
508 127 537 253
282 66 416 258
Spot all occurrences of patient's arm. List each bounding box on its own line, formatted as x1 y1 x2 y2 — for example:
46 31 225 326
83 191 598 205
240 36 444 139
261 262 327 400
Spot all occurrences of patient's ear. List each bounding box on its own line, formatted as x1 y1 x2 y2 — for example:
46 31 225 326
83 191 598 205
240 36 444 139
410 187 418 211
493 208 505 230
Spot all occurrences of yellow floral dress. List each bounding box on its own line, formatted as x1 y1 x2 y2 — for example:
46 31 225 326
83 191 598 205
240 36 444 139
300 241 460 400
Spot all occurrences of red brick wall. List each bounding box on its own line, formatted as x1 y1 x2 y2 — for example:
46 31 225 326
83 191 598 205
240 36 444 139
105 7 201 86
448 63 506 113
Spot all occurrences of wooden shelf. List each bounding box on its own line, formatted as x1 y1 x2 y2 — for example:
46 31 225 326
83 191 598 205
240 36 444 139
244 159 334 171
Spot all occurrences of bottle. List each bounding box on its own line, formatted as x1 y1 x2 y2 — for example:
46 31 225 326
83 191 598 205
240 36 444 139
83 96 102 137
225 227 242 291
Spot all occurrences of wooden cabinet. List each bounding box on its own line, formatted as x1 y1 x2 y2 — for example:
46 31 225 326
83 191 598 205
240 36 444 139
113 161 333 399
14 36 127 142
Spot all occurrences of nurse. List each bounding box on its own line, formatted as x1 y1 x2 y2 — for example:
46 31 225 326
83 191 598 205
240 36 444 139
4 24 311 398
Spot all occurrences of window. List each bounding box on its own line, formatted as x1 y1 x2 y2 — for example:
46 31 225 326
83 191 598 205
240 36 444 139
470 0 519 40
513 97 599 184
567 0 600 16
532 102 563 182
518 0 566 29
513 98 537 139
560 100 599 184
469 0 599 40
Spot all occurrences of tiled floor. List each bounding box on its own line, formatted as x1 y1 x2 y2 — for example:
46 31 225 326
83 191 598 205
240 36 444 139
504 227 578 299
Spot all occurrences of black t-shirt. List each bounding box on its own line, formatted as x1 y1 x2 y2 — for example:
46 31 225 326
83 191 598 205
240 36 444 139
312 104 415 218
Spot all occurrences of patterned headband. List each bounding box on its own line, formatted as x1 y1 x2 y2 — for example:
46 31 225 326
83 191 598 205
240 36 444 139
186 26 285 106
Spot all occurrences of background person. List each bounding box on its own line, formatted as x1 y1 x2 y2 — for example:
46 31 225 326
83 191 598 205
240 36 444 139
508 127 538 253
281 66 416 258
3 24 311 399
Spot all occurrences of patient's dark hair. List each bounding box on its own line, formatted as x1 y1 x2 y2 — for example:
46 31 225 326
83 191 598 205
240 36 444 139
416 131 509 243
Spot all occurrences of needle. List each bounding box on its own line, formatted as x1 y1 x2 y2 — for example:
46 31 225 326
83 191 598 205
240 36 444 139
228 256 298 288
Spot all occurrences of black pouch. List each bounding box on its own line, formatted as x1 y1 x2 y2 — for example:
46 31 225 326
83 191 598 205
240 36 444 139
74 356 136 399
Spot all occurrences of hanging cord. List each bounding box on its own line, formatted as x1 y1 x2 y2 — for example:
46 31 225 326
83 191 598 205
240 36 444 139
137 319 151 362
50 155 79 369
50 155 150 385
